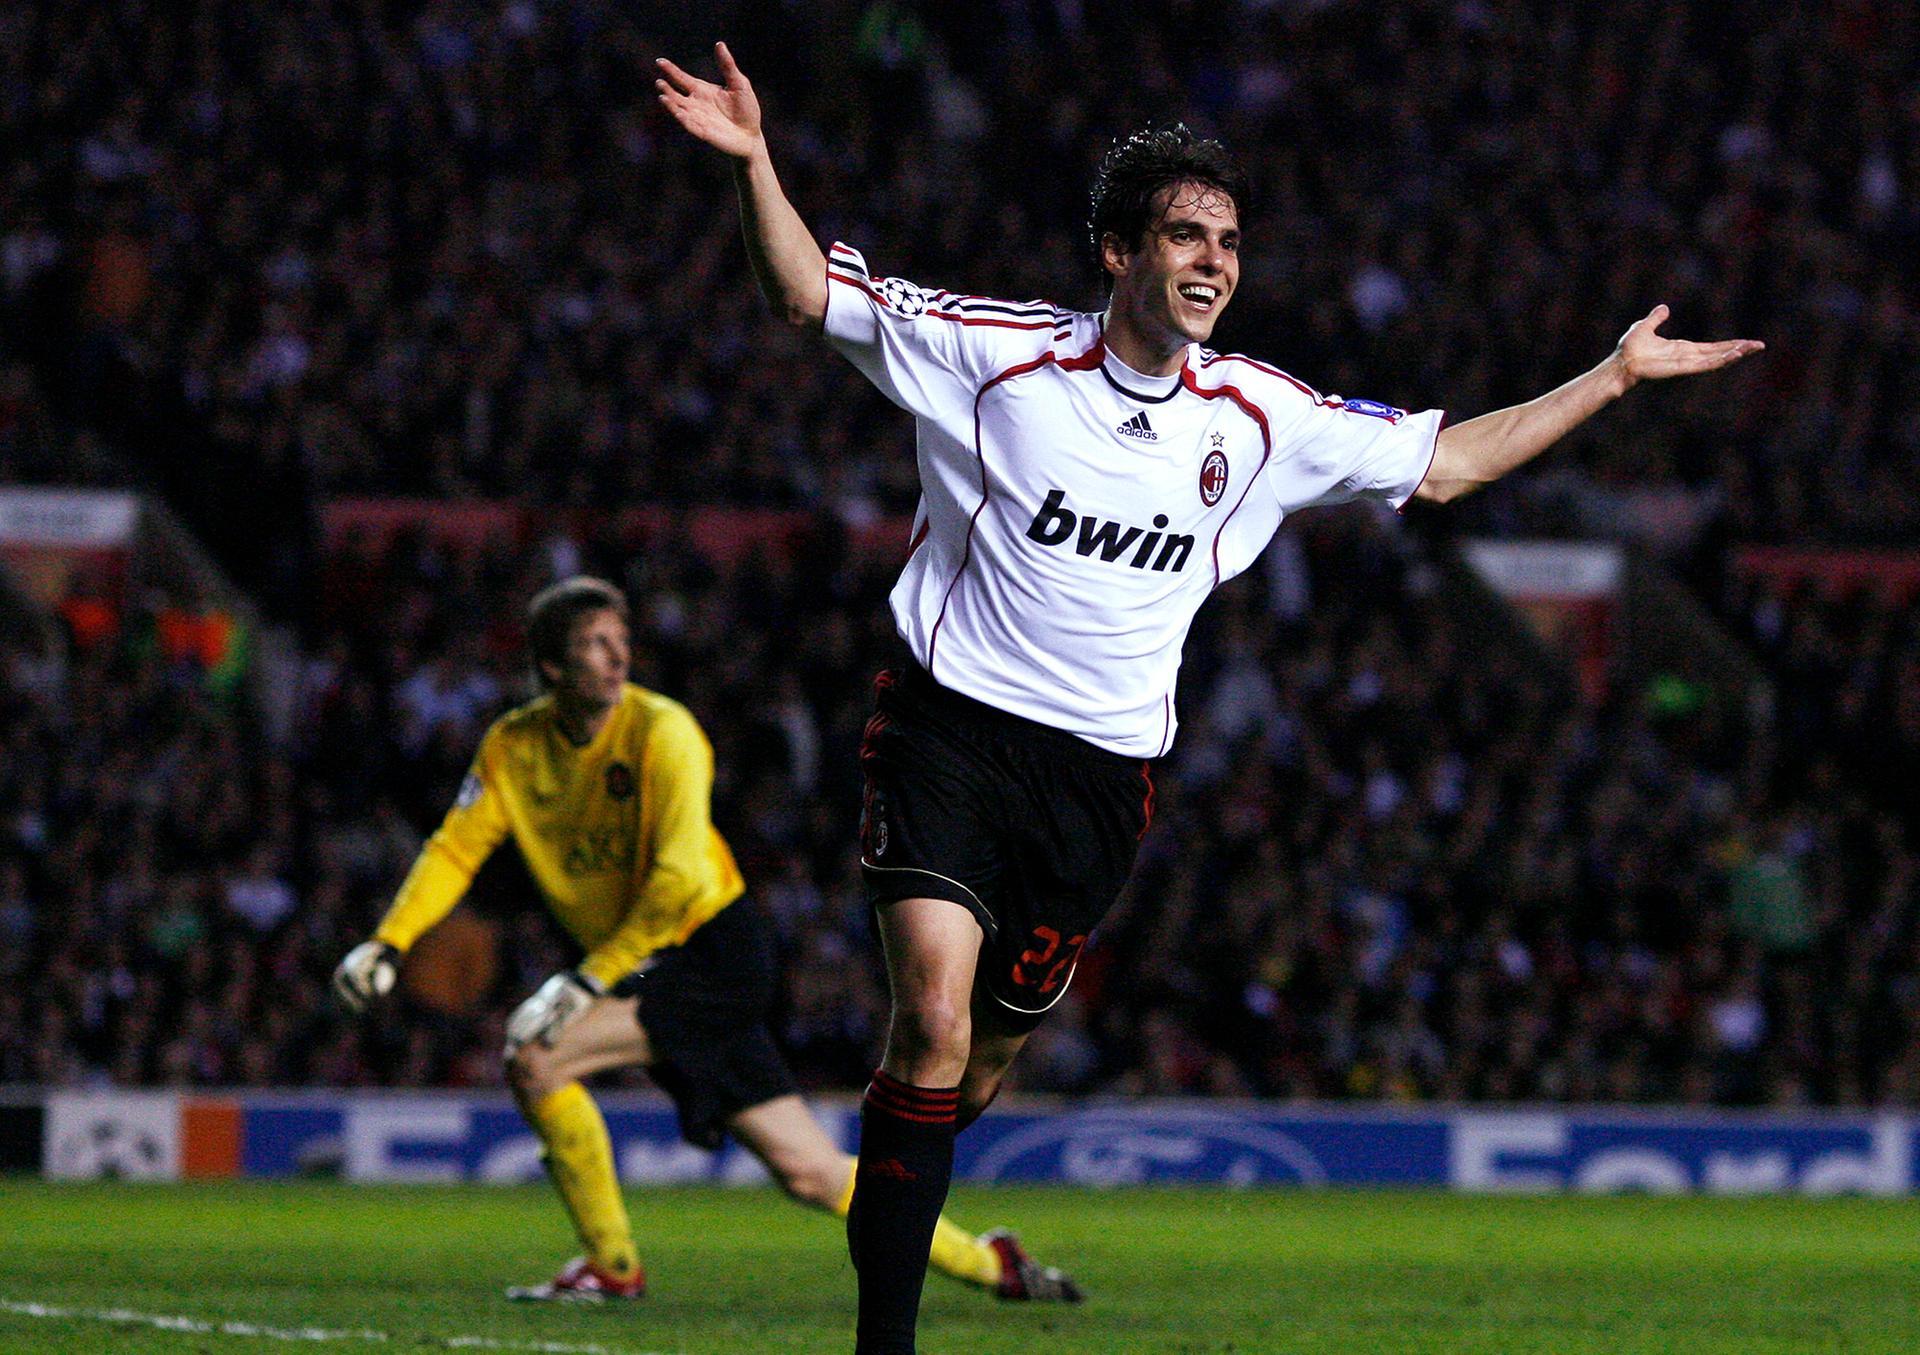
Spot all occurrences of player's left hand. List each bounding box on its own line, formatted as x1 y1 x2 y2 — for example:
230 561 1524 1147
1614 305 1764 389
504 970 606 1055
655 42 763 161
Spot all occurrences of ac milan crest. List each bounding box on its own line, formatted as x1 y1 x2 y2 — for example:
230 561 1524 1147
1199 449 1229 506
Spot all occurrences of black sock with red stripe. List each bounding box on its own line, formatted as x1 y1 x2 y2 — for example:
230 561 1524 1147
848 1069 959 1355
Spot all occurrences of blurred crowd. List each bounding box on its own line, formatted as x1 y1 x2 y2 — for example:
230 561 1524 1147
5 0 1920 1105
6 510 1920 1107
5 0 1919 566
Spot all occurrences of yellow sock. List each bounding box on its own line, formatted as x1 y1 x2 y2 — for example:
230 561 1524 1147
832 1161 857 1216
928 1213 1005 1288
528 1083 640 1279
831 1162 1002 1289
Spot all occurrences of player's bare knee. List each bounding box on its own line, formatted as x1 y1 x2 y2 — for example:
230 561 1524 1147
894 995 970 1058
887 998 971 1081
505 1042 563 1102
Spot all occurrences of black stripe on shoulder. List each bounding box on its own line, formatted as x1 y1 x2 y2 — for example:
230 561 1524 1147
948 298 1067 320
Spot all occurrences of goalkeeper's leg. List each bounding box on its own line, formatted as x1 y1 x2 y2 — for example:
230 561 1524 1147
728 1094 1079 1299
507 997 652 1291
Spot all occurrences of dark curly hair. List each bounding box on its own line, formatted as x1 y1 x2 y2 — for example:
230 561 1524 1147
1088 124 1249 293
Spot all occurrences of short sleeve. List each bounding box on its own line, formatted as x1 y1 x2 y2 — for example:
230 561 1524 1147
1278 397 1445 512
823 243 1061 426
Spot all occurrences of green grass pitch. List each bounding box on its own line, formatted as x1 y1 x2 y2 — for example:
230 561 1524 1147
3 1181 1919 1353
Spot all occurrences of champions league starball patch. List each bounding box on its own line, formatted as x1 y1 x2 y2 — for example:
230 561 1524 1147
454 773 483 808
1331 396 1405 422
878 276 931 316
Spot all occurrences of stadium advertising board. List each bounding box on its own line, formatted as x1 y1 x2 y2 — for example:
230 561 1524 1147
0 487 139 618
0 488 140 549
43 1092 182 1180
28 1092 1919 1196
1460 538 1622 701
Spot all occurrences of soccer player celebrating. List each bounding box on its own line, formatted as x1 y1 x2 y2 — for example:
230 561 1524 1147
658 42 1762 1353
333 577 1079 1304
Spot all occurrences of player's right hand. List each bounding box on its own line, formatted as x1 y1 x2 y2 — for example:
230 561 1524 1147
655 42 763 160
332 941 401 1014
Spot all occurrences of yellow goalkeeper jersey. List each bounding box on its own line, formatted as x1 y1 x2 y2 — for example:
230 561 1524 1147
373 683 745 989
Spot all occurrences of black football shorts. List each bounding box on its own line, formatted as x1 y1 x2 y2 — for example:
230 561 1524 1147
612 896 797 1149
857 662 1156 1028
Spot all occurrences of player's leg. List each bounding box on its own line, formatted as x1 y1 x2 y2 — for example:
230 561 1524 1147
877 895 984 1084
945 994 1083 1303
725 1092 1004 1292
845 895 983 1353
504 996 651 1297
724 1092 851 1208
957 727 1149 1126
956 988 1033 1128
853 664 1048 1346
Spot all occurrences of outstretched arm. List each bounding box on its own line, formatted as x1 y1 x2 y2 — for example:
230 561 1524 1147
1414 306 1763 504
656 43 826 329
335 742 510 1011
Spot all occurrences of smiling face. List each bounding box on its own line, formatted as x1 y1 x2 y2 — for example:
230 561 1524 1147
1102 180 1241 371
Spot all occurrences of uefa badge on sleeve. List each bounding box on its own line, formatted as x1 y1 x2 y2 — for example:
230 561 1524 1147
1329 395 1405 422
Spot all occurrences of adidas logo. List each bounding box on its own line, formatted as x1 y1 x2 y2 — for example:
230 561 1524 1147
1115 411 1157 441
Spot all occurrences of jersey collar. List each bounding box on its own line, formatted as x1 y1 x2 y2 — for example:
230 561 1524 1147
1099 343 1185 404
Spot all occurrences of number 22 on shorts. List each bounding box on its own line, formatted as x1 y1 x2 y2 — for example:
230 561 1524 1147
1012 926 1086 994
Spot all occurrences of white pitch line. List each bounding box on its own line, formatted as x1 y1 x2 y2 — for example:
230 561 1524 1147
442 1341 636 1355
0 1299 677 1355
0 1301 387 1345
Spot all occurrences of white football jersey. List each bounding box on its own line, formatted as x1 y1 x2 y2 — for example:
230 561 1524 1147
825 243 1443 757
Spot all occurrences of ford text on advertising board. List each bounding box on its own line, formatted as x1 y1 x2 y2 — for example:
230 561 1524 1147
1449 1112 1911 1195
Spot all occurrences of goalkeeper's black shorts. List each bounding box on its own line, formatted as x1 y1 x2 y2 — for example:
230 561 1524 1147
612 895 797 1150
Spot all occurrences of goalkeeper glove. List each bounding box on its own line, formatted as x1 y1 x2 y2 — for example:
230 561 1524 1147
333 941 402 1013
504 969 606 1055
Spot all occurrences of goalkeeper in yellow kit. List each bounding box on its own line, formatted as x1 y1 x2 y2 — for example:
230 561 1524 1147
333 577 1080 1303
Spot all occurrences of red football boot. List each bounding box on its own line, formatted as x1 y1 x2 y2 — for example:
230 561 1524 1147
984 1229 1085 1304
505 1256 647 1302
